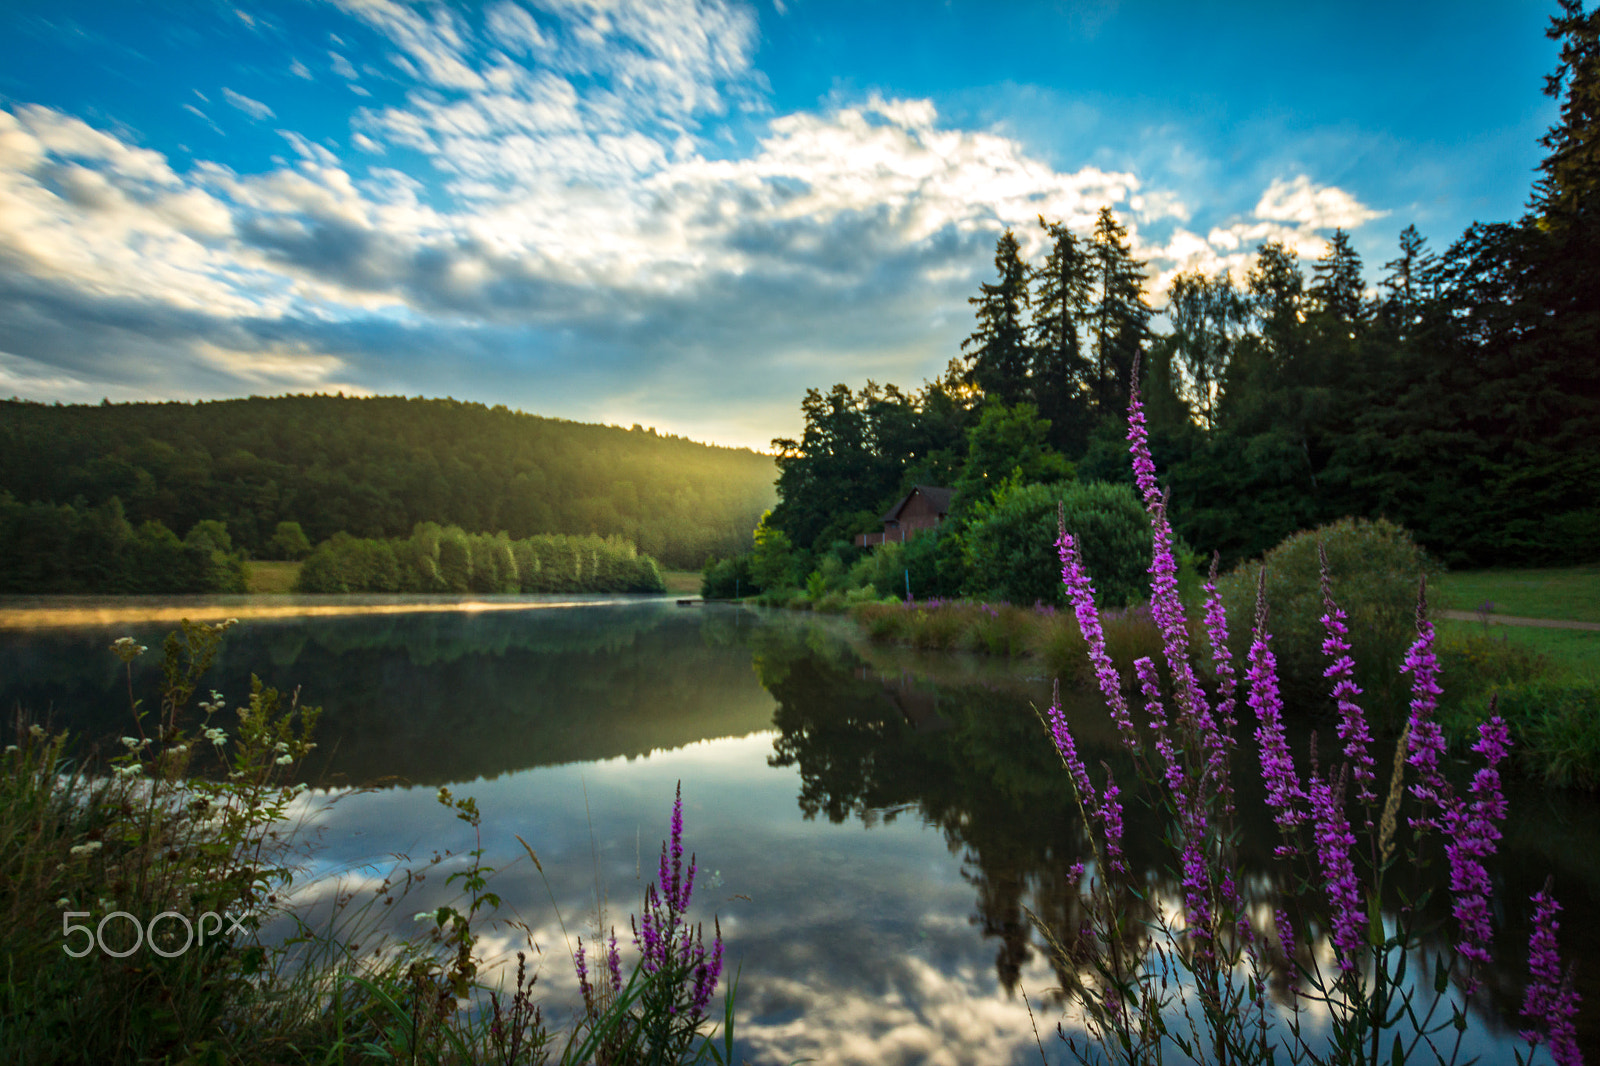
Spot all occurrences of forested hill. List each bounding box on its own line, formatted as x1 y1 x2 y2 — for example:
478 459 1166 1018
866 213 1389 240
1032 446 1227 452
0 395 775 569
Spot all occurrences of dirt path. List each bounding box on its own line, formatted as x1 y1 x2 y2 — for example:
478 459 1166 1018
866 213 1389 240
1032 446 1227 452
1438 609 1600 632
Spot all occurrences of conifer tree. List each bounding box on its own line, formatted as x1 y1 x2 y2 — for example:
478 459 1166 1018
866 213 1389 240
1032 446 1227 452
1028 216 1096 452
1308 228 1367 327
1532 0 1600 234
961 230 1032 405
1380 224 1434 339
1087 206 1151 412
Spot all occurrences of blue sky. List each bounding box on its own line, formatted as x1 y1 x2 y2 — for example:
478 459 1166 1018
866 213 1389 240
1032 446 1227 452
0 1 1562 449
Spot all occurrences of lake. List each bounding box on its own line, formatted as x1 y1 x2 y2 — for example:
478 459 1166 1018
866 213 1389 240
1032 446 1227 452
2 595 1594 1063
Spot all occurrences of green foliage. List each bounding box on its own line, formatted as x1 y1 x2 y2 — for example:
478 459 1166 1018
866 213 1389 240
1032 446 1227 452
750 511 799 592
1217 517 1434 727
768 380 967 553
963 479 1152 608
0 493 247 594
700 554 754 599
266 520 312 561
0 395 775 571
951 401 1073 515
296 524 666 594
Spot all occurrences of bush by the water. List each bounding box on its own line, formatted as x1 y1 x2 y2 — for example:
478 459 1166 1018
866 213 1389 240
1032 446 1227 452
962 479 1156 608
296 523 665 594
1217 516 1434 729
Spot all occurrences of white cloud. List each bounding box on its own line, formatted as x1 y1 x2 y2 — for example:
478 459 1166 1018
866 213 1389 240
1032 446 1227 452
1254 175 1385 230
223 88 276 122
333 0 487 90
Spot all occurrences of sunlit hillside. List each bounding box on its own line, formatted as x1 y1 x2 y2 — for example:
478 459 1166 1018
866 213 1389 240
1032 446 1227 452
0 395 775 570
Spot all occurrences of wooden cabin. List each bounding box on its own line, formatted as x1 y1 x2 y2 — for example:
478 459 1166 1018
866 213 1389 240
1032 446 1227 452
855 485 954 547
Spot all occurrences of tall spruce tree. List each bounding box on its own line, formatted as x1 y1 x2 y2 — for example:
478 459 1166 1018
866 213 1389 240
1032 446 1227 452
1087 207 1151 412
1379 224 1434 340
1308 228 1367 327
1028 216 1097 453
962 230 1032 405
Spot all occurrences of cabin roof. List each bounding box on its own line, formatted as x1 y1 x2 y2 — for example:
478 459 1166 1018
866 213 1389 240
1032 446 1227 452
881 485 954 522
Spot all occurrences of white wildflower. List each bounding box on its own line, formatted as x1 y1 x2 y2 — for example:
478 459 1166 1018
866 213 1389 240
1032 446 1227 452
204 727 227 747
114 764 142 778
4 745 16 755
275 755 293 766
55 897 71 908
29 724 44 739
69 842 103 858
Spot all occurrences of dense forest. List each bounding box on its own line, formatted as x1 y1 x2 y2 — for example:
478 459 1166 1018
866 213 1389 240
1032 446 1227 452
0 394 776 588
761 3 1599 583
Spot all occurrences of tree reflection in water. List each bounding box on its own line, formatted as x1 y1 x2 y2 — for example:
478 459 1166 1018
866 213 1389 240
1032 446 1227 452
749 617 1599 1052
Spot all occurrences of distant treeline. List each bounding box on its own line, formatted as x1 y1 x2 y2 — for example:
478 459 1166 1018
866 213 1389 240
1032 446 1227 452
0 394 775 571
0 494 246 594
296 523 665 594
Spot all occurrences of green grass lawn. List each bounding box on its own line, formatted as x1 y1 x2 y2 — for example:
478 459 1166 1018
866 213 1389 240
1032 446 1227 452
1434 564 1600 624
660 569 702 595
1438 619 1600 680
245 560 301 594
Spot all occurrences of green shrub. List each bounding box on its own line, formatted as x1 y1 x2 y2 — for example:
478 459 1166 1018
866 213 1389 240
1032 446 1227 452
963 479 1153 609
1448 679 1600 790
701 555 753 598
1217 517 1434 728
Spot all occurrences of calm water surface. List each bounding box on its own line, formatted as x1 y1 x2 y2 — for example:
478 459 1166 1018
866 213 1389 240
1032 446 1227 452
2 596 1595 1063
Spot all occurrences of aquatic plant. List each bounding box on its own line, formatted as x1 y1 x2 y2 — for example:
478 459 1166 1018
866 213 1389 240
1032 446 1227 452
1037 360 1583 1065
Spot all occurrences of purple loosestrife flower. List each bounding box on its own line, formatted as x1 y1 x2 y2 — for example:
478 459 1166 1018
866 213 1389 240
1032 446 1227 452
1098 774 1126 874
1179 833 1214 958
1047 680 1099 807
1307 771 1365 971
1319 547 1376 805
575 934 592 1001
1402 581 1448 828
1137 657 1187 804
1202 555 1238 735
1057 512 1139 753
631 782 725 1031
1125 366 1218 756
1521 887 1584 1066
1246 576 1303 853
1047 680 1127 874
1276 909 1299 995
1442 716 1511 976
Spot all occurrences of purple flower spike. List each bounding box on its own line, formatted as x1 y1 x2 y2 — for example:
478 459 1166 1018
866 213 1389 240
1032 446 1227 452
1047 678 1098 804
1521 887 1584 1066
1402 578 1448 828
1443 715 1511 978
1246 572 1302 852
1098 772 1126 874
1125 362 1218 755
1057 509 1138 753
1308 771 1365 970
1318 545 1376 805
